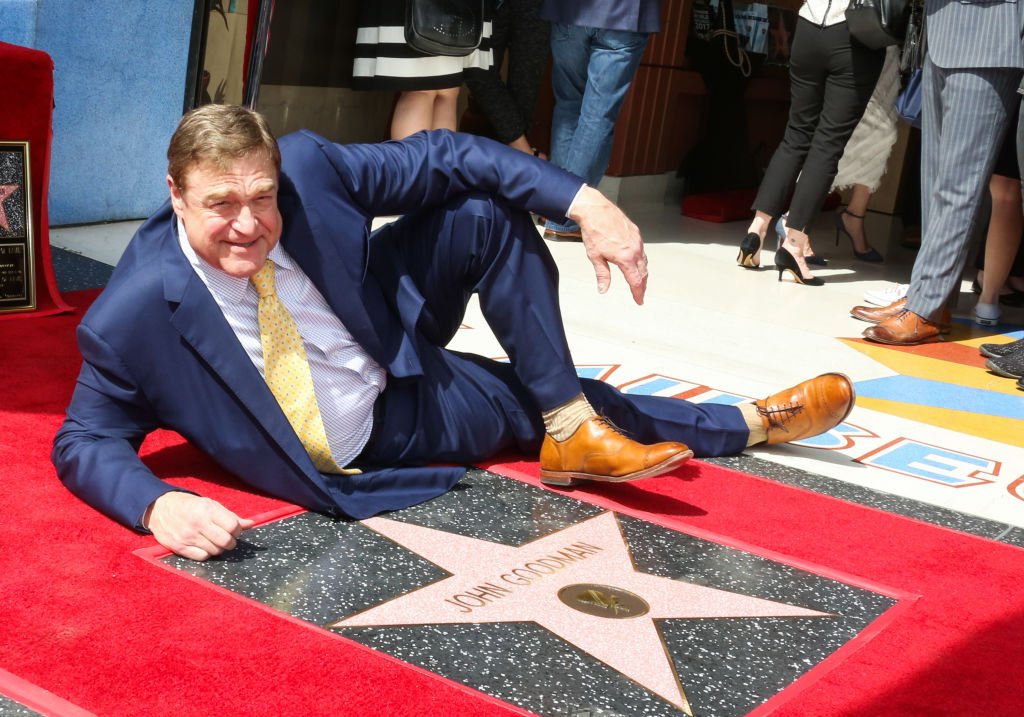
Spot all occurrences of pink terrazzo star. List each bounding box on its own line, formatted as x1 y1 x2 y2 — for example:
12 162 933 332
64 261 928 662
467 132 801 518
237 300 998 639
0 185 17 232
332 512 829 714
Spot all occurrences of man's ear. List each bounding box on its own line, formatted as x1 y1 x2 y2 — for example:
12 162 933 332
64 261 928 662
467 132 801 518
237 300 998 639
167 175 185 216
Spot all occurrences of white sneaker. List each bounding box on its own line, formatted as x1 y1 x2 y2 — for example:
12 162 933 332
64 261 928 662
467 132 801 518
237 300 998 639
863 283 909 306
974 302 1000 326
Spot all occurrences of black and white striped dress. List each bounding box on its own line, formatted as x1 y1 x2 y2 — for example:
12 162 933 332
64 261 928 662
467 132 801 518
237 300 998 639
352 2 493 91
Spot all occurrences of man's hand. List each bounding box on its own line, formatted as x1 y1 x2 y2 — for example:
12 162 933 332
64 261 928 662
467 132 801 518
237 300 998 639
567 185 649 305
142 492 255 561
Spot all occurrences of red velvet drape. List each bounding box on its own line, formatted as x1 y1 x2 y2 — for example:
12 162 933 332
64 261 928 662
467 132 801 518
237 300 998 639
0 41 72 320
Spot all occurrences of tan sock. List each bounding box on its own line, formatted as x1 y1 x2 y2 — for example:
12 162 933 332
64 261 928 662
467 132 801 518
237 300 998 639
739 403 767 447
542 394 598 441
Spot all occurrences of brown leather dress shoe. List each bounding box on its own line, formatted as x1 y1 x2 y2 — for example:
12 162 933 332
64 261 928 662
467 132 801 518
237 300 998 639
756 373 855 444
850 297 907 323
539 417 693 486
862 309 950 345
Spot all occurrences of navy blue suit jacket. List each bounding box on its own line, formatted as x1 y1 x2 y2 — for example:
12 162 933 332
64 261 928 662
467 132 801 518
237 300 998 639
540 0 662 33
53 129 582 530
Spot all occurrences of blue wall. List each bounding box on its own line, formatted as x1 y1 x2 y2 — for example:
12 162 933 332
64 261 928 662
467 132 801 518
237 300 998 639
0 0 36 47
0 0 193 224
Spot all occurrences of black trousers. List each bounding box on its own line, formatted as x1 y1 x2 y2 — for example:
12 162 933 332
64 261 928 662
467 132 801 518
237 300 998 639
464 0 550 145
753 19 884 231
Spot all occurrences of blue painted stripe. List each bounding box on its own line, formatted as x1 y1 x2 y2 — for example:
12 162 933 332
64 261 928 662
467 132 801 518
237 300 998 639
621 377 683 395
701 393 750 406
950 319 1024 336
856 376 1024 420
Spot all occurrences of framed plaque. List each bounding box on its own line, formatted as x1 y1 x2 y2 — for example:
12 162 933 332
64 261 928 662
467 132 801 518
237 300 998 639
0 141 35 313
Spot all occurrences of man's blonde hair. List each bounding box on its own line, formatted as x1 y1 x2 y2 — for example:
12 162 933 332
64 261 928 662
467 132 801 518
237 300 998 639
167 104 281 190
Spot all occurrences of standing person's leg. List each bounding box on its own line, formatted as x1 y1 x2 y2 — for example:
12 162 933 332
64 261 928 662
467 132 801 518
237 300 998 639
505 0 550 151
545 27 649 236
557 28 649 187
391 87 461 139
430 87 461 131
782 25 883 279
547 23 591 174
904 65 1020 321
391 90 437 139
740 20 828 265
837 183 880 257
464 2 522 147
977 174 1024 321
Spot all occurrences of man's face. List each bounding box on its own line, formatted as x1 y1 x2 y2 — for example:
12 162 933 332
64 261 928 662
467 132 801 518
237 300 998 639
168 153 282 279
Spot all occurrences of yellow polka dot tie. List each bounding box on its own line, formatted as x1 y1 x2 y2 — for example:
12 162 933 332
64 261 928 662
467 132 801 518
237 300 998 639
251 260 344 474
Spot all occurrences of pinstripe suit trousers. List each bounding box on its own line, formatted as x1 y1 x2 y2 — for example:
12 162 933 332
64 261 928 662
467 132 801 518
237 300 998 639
906 58 1022 320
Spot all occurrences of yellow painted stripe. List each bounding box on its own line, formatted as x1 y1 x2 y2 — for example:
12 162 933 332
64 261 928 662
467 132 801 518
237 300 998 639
857 397 1024 447
957 333 1020 351
840 339 1022 396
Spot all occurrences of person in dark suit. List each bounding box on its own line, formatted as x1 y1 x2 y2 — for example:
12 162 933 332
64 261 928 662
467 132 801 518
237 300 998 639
851 0 1024 343
539 0 662 239
52 105 854 561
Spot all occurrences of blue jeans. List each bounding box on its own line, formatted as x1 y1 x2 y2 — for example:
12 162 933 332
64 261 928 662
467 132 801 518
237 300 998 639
544 23 649 234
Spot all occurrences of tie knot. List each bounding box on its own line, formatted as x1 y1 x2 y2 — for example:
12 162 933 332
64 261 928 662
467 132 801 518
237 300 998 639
251 260 276 298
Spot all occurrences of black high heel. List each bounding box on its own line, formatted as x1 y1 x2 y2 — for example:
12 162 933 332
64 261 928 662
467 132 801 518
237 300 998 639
776 214 827 265
737 232 763 268
835 209 884 263
774 246 824 286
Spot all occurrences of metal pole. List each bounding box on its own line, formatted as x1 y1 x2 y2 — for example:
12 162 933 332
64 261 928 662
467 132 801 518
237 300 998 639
243 0 275 109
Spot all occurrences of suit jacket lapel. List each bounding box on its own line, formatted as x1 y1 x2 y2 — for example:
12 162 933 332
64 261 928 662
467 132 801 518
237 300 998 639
159 225 323 479
277 186 403 366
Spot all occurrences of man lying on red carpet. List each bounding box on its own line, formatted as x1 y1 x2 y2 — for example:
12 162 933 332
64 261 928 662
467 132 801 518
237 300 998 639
52 105 854 561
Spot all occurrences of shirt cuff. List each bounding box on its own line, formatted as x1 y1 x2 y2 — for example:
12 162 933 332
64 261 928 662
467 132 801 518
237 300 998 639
565 184 588 221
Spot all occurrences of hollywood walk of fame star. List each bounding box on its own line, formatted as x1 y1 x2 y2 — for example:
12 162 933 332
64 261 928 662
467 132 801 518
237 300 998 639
0 184 18 232
331 512 830 714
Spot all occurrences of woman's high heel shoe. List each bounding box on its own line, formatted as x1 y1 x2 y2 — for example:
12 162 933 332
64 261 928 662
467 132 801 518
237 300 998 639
737 232 763 268
774 245 825 286
776 214 827 265
835 209 884 263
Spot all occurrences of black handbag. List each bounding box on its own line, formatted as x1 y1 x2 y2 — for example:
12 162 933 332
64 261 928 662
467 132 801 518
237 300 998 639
845 0 911 49
405 0 484 57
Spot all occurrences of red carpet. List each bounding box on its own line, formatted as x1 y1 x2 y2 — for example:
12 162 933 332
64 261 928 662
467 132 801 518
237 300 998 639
2 290 1023 716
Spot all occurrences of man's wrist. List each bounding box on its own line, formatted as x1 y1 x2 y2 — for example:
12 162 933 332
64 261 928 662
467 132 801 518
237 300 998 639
565 184 589 222
139 501 156 532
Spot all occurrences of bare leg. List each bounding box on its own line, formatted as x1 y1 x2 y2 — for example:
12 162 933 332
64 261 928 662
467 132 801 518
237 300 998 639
783 226 817 280
430 87 460 132
391 91 438 139
391 88 462 140
779 212 820 261
980 174 1024 306
840 184 874 254
746 211 773 241
738 210 775 268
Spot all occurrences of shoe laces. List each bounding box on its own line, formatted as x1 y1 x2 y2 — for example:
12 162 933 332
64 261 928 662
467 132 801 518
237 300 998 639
593 414 633 439
756 402 804 431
